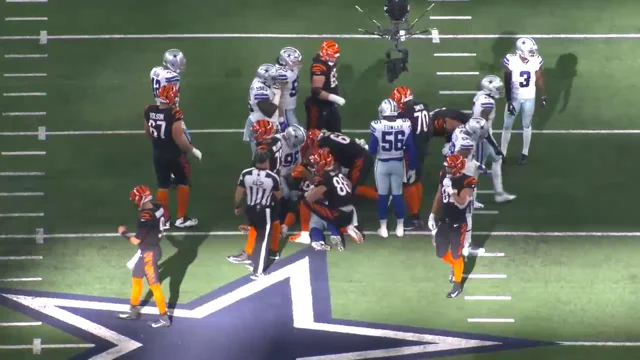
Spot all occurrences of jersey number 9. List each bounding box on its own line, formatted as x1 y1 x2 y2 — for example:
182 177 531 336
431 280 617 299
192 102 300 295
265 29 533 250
148 119 166 139
290 77 298 97
283 150 300 167
381 131 406 152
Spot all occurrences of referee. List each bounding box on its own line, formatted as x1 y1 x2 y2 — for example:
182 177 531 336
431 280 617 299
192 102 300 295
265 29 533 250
234 148 283 280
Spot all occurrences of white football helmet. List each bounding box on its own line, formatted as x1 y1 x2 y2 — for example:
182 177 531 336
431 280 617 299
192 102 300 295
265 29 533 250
255 64 276 85
163 49 186 73
277 47 303 73
464 117 488 140
283 124 306 148
378 98 399 119
516 37 538 59
480 75 505 98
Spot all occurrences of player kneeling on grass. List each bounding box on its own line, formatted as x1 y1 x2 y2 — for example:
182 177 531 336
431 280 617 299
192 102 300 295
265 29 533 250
428 155 477 298
118 185 170 327
144 84 201 229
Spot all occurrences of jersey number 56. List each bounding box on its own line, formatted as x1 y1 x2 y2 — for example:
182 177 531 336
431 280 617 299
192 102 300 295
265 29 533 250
381 131 406 152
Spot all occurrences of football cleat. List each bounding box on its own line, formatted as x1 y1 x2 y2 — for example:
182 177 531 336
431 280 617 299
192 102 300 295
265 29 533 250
227 251 251 264
518 154 528 165
463 244 486 257
269 250 280 260
328 235 344 251
346 225 364 244
148 314 171 328
250 272 266 280
311 241 331 251
288 232 311 244
395 224 404 237
447 282 463 298
495 192 517 203
474 201 485 209
174 216 198 228
245 263 254 271
117 305 141 320
377 227 389 238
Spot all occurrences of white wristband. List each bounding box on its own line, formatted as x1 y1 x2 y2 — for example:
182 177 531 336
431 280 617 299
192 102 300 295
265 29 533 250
327 94 345 105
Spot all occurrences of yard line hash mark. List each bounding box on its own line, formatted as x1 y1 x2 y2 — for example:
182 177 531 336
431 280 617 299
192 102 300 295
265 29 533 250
0 344 93 350
6 0 48 2
0 192 44 196
3 73 47 77
0 277 42 282
464 296 512 301
0 256 43 260
0 172 45 176
436 72 479 75
1 112 46 116
440 91 477 94
467 319 515 323
4 54 48 58
0 322 42 326
1 151 46 155
464 274 507 279
3 92 47 97
429 16 472 20
0 213 44 217
4 17 47 21
434 53 476 57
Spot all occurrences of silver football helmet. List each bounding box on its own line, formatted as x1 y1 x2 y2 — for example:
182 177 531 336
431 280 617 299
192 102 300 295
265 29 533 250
277 47 303 73
255 63 276 85
516 37 538 59
163 49 186 73
480 75 505 98
378 98 399 119
283 124 307 148
464 117 488 140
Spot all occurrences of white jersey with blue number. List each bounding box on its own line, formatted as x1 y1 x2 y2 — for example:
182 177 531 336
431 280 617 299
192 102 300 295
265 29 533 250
274 66 298 110
472 91 496 128
370 119 412 160
150 66 180 104
275 133 300 177
503 54 543 100
248 78 278 124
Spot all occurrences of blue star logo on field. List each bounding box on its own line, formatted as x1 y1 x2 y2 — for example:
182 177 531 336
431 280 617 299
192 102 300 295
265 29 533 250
0 248 553 359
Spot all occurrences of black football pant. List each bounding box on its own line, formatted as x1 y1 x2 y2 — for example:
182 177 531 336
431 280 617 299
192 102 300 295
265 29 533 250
132 247 163 286
153 153 190 188
305 97 341 132
434 220 467 260
302 200 354 229
246 206 277 275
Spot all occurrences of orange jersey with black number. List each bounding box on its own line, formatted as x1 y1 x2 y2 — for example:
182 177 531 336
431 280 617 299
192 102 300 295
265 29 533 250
310 54 339 96
144 105 184 158
439 170 477 223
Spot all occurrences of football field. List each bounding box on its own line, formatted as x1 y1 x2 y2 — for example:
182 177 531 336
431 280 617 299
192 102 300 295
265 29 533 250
1 0 640 359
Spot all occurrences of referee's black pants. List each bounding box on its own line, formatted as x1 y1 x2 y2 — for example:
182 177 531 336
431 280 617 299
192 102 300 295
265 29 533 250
246 205 276 275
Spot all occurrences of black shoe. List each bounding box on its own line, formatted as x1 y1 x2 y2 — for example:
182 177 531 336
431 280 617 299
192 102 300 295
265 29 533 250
268 249 280 260
148 313 171 328
227 251 251 264
117 305 141 320
447 282 463 298
448 271 454 284
518 154 528 165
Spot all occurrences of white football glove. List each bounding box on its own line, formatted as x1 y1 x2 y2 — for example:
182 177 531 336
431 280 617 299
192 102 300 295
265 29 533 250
355 138 368 149
428 213 437 232
191 147 202 161
442 177 452 188
442 143 451 156
406 169 416 184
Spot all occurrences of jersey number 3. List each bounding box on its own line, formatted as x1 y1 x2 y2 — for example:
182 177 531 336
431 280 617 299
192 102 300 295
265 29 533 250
148 120 166 139
381 131 406 152
519 71 531 88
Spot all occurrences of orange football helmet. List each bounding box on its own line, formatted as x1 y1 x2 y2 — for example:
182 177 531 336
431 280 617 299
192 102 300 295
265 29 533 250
251 119 276 143
301 129 322 156
390 86 414 110
444 154 466 177
319 40 340 65
130 185 153 209
157 84 179 106
308 149 335 175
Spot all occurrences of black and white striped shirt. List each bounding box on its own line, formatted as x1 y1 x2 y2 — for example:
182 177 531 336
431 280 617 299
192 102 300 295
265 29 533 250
238 167 281 208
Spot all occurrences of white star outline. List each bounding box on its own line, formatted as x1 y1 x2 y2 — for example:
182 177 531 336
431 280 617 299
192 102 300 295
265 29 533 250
2 255 500 360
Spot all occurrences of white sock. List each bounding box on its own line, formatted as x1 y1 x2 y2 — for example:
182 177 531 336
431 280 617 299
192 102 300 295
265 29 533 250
464 212 472 246
379 219 387 230
396 218 404 228
522 127 532 155
501 130 512 156
491 159 504 194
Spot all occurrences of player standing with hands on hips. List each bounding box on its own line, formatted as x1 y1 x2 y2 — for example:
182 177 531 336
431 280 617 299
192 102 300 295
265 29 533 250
501 37 546 165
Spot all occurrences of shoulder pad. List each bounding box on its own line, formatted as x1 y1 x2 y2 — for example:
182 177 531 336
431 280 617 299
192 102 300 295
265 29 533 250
371 120 381 125
172 109 184 120
463 176 478 188
311 62 327 75
139 210 153 220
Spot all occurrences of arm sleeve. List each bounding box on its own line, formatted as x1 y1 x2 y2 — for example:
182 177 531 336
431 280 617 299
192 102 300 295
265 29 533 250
405 131 417 169
368 126 379 157
504 71 513 103
485 132 501 154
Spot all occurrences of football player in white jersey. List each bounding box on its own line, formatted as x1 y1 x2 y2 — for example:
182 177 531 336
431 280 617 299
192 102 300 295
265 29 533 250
439 118 488 256
150 49 190 142
368 99 416 238
502 37 546 165
274 47 302 132
275 124 306 236
243 64 282 153
472 75 517 205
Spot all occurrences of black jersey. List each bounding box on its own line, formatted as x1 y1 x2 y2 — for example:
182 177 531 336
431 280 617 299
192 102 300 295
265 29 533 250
430 108 470 142
398 101 431 155
314 169 353 209
310 54 339 97
255 136 283 174
135 203 164 250
317 132 367 169
144 105 183 158
439 170 477 223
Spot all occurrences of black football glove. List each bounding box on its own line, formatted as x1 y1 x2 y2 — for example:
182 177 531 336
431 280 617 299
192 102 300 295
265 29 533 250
541 96 547 108
507 102 517 116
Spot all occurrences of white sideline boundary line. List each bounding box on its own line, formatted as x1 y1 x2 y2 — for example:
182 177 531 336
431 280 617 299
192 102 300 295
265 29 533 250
467 318 515 323
4 54 48 58
1 231 638 240
5 33 640 40
1 151 46 155
0 344 93 349
0 256 42 260
0 277 42 282
559 342 640 346
0 192 44 196
0 322 42 326
4 129 640 136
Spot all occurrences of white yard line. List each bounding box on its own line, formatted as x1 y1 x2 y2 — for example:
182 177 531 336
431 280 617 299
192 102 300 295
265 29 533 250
0 192 44 196
436 72 479 75
465 296 512 301
0 172 45 176
559 342 640 346
0 213 44 217
429 16 472 20
4 54 48 58
474 210 498 214
5 33 640 41
6 0 48 2
3 73 47 77
439 91 477 95
1 112 46 116
0 256 42 260
464 274 507 279
4 17 47 21
0 277 42 282
1 151 46 155
467 318 515 323
0 344 93 349
0 322 42 326
477 252 505 257
476 190 496 194
3 92 47 97
434 53 476 57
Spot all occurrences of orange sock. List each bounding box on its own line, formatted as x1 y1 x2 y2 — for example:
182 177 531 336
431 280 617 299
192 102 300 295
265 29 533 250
284 212 296 227
156 189 169 219
130 277 143 306
416 182 423 207
442 250 455 266
244 227 256 255
355 185 378 200
176 185 190 218
453 257 464 283
299 202 311 232
403 183 420 216
149 283 168 315
270 222 281 252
